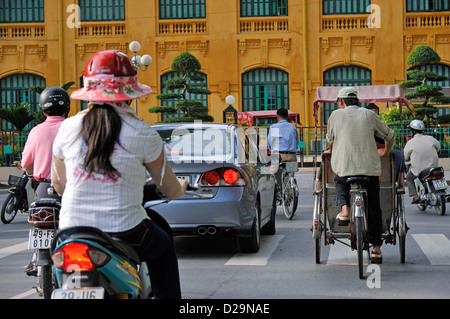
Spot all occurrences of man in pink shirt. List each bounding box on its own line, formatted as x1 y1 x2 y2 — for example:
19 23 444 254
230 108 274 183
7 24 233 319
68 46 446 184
21 86 70 276
22 86 70 199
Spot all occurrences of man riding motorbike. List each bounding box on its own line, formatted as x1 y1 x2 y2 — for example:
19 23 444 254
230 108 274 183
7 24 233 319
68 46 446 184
21 86 70 276
404 119 440 204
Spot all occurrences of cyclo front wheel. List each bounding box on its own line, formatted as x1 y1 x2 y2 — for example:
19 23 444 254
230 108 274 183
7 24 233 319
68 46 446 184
1 194 20 224
282 174 298 220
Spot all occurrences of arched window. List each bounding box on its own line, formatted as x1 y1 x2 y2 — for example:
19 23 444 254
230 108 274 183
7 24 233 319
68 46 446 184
0 73 45 131
323 65 372 122
160 71 208 121
242 68 289 111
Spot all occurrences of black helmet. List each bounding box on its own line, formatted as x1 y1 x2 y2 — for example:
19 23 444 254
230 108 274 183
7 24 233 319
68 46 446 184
39 86 70 117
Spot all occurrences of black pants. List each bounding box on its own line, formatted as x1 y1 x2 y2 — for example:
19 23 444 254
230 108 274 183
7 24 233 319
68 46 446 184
108 216 181 299
334 175 383 247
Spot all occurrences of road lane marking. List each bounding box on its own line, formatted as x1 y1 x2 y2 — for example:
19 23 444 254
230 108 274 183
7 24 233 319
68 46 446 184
412 234 450 265
0 241 28 260
326 239 368 265
225 235 284 266
10 289 37 299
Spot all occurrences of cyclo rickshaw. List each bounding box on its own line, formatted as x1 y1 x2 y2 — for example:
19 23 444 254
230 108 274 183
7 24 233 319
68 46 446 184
311 85 414 279
237 110 300 219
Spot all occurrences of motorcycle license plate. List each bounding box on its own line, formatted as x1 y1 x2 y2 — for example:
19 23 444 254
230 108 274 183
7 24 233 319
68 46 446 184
432 179 447 190
51 287 105 299
28 229 55 249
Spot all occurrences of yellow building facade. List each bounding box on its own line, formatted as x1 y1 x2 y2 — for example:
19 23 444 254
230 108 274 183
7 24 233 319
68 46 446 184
0 0 449 129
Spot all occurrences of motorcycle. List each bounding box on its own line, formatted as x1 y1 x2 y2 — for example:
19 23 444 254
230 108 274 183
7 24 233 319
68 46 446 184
1 167 35 224
50 181 198 299
27 196 61 299
414 166 447 216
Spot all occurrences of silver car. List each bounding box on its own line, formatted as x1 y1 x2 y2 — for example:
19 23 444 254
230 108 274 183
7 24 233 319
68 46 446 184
150 123 277 252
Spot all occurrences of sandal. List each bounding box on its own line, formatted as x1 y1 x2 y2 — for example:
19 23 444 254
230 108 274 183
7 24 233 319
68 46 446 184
371 251 383 264
336 212 349 221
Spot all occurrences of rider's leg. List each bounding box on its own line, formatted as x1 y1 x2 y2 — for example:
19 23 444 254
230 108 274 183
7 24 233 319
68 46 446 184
334 175 350 219
405 170 418 202
366 176 383 260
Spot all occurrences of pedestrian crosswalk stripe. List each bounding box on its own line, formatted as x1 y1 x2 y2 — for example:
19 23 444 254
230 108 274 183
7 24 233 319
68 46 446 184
225 235 284 266
412 234 450 266
0 241 28 260
326 239 368 265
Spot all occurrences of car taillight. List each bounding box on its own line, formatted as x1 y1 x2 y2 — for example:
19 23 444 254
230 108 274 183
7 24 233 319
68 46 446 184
199 168 245 187
52 242 110 271
204 170 220 185
223 169 239 184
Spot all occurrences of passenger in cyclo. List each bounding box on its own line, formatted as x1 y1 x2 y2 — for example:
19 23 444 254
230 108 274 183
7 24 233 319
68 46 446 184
267 107 299 200
51 50 188 299
403 119 440 204
21 86 70 276
326 87 394 263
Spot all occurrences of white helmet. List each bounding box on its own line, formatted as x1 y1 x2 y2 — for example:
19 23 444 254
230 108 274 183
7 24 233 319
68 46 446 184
409 119 425 131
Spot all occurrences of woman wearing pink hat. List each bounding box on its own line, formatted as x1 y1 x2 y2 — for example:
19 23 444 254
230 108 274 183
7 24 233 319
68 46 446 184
51 49 187 298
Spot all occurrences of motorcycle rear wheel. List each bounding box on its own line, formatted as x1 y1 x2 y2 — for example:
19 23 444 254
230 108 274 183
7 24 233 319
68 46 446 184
434 194 446 216
1 194 20 224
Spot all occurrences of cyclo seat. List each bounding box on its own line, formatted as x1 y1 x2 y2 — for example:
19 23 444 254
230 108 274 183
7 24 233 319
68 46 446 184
418 166 443 181
51 226 141 265
345 176 370 187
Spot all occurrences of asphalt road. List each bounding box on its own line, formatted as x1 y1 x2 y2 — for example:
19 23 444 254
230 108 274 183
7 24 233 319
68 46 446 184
0 171 449 303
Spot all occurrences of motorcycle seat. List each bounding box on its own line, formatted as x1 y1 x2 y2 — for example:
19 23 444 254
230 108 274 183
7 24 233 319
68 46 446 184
418 166 443 181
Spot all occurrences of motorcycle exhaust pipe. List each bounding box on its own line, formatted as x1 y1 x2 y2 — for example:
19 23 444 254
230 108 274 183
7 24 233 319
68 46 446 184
197 226 217 235
197 227 207 235
207 227 217 235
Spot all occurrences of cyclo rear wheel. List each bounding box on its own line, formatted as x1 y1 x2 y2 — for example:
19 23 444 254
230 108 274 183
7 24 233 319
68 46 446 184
396 193 407 263
355 216 365 279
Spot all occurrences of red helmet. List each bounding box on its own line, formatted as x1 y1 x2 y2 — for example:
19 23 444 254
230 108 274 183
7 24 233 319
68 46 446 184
71 50 152 102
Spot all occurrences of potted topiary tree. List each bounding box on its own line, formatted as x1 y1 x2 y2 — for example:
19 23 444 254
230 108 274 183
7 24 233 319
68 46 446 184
400 45 450 125
149 52 213 122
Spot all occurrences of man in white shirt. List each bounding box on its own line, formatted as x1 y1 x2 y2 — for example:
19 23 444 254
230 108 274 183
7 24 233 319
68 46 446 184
404 119 440 204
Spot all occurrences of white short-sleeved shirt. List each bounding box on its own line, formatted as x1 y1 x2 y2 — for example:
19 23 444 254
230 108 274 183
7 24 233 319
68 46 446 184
404 133 440 176
53 111 163 233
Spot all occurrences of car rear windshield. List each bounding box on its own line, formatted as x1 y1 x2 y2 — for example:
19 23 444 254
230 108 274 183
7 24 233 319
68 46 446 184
156 128 232 163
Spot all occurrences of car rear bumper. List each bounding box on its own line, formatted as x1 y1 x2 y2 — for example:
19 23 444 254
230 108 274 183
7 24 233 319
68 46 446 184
146 187 256 237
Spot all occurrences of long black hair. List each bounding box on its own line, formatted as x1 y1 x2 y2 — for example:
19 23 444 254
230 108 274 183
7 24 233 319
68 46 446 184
81 104 122 181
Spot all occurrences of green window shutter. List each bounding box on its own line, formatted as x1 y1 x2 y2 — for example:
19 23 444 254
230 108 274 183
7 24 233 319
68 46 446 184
406 0 449 12
242 68 289 124
323 65 372 123
323 0 370 15
0 73 45 131
241 0 288 17
159 0 206 19
79 0 125 21
0 0 44 23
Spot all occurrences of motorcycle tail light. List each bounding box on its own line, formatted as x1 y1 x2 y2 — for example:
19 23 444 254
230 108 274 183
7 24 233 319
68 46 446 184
53 242 110 272
28 207 59 228
429 171 444 180
223 169 239 184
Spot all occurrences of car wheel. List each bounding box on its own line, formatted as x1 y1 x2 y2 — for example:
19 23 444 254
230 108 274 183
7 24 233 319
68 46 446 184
238 201 261 253
261 189 276 235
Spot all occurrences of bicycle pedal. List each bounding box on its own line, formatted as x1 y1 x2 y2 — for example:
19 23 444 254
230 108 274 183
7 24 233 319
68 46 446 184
338 219 350 226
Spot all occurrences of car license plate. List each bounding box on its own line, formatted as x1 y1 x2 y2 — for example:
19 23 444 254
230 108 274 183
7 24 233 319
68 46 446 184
51 287 105 299
432 178 447 190
28 229 55 249
177 175 191 184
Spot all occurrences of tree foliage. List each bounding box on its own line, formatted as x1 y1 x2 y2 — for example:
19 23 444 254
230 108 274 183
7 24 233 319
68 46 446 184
148 52 213 123
0 102 35 131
